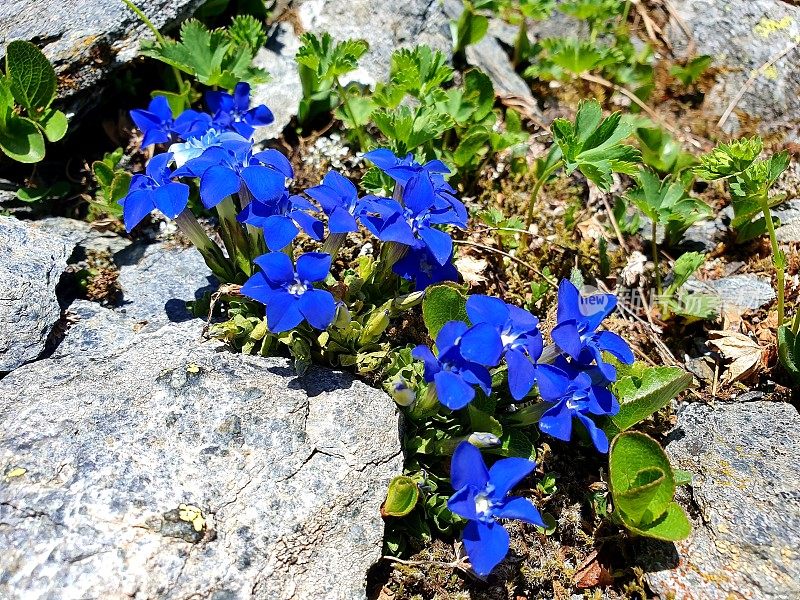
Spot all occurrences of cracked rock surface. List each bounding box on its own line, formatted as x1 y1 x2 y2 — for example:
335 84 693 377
0 0 204 114
0 301 402 599
668 0 800 139
0 216 72 372
645 401 800 600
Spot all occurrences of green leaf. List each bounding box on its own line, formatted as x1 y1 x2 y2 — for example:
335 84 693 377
5 40 58 113
383 476 420 517
664 251 706 299
609 432 678 528
603 366 693 436
673 469 692 486
670 55 712 86
621 501 692 541
452 9 489 53
227 14 267 53
468 404 503 437
0 115 46 163
694 137 763 180
778 325 800 382
422 283 469 339
552 99 641 191
140 19 269 90
39 109 68 142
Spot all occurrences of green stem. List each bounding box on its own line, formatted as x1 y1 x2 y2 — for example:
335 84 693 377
760 193 785 327
335 77 368 151
651 221 664 318
791 306 800 335
321 232 347 259
174 210 236 282
237 188 266 258
525 160 562 231
216 197 253 277
121 0 184 91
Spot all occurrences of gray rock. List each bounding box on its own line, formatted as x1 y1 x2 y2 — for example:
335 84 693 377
252 22 303 143
0 0 204 113
114 241 216 324
773 199 800 243
34 217 132 255
295 0 451 87
0 216 72 372
668 0 800 139
705 274 776 312
646 401 800 600
442 0 545 123
0 301 402 600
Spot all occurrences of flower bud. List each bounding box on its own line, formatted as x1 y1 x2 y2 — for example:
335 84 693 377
391 290 425 313
359 307 390 345
390 379 416 407
467 432 502 449
333 302 352 329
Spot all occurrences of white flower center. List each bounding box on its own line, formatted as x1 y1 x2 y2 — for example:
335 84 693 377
287 280 307 296
475 493 491 515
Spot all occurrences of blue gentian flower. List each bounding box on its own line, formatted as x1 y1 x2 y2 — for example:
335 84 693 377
240 252 336 333
392 246 459 290
173 135 292 208
464 295 565 401
359 194 458 266
168 129 246 168
206 82 274 139
130 96 211 147
238 192 324 251
118 152 189 232
537 358 620 453
305 170 365 234
550 280 634 381
411 320 497 410
447 441 545 576
364 149 468 227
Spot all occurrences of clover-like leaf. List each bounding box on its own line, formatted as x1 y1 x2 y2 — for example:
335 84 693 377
552 99 641 191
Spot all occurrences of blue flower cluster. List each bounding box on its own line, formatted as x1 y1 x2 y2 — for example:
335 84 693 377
121 83 466 334
413 280 634 454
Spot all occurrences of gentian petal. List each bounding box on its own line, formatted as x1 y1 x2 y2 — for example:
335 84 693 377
200 165 241 208
364 148 401 172
494 496 545 527
246 104 275 127
121 189 155 232
298 288 336 329
463 520 510 577
436 320 469 355
595 331 634 364
233 82 251 112
576 413 609 453
254 252 295 284
240 271 278 304
241 165 287 202
261 215 299 251
466 295 510 329
447 486 479 521
328 206 359 233
411 345 440 380
488 457 536 499
266 292 304 333
539 402 573 442
291 210 324 240
534 364 571 402
152 182 190 219
505 347 537 400
418 226 453 265
434 370 475 410
450 441 490 491
296 252 332 283
551 320 583 360
459 323 503 367
556 279 582 323
253 149 293 179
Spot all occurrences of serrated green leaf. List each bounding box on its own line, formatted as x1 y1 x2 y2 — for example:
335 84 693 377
603 366 693 435
40 109 68 142
422 283 469 339
670 55 712 86
694 137 763 180
5 40 58 113
0 115 46 163
383 476 419 517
